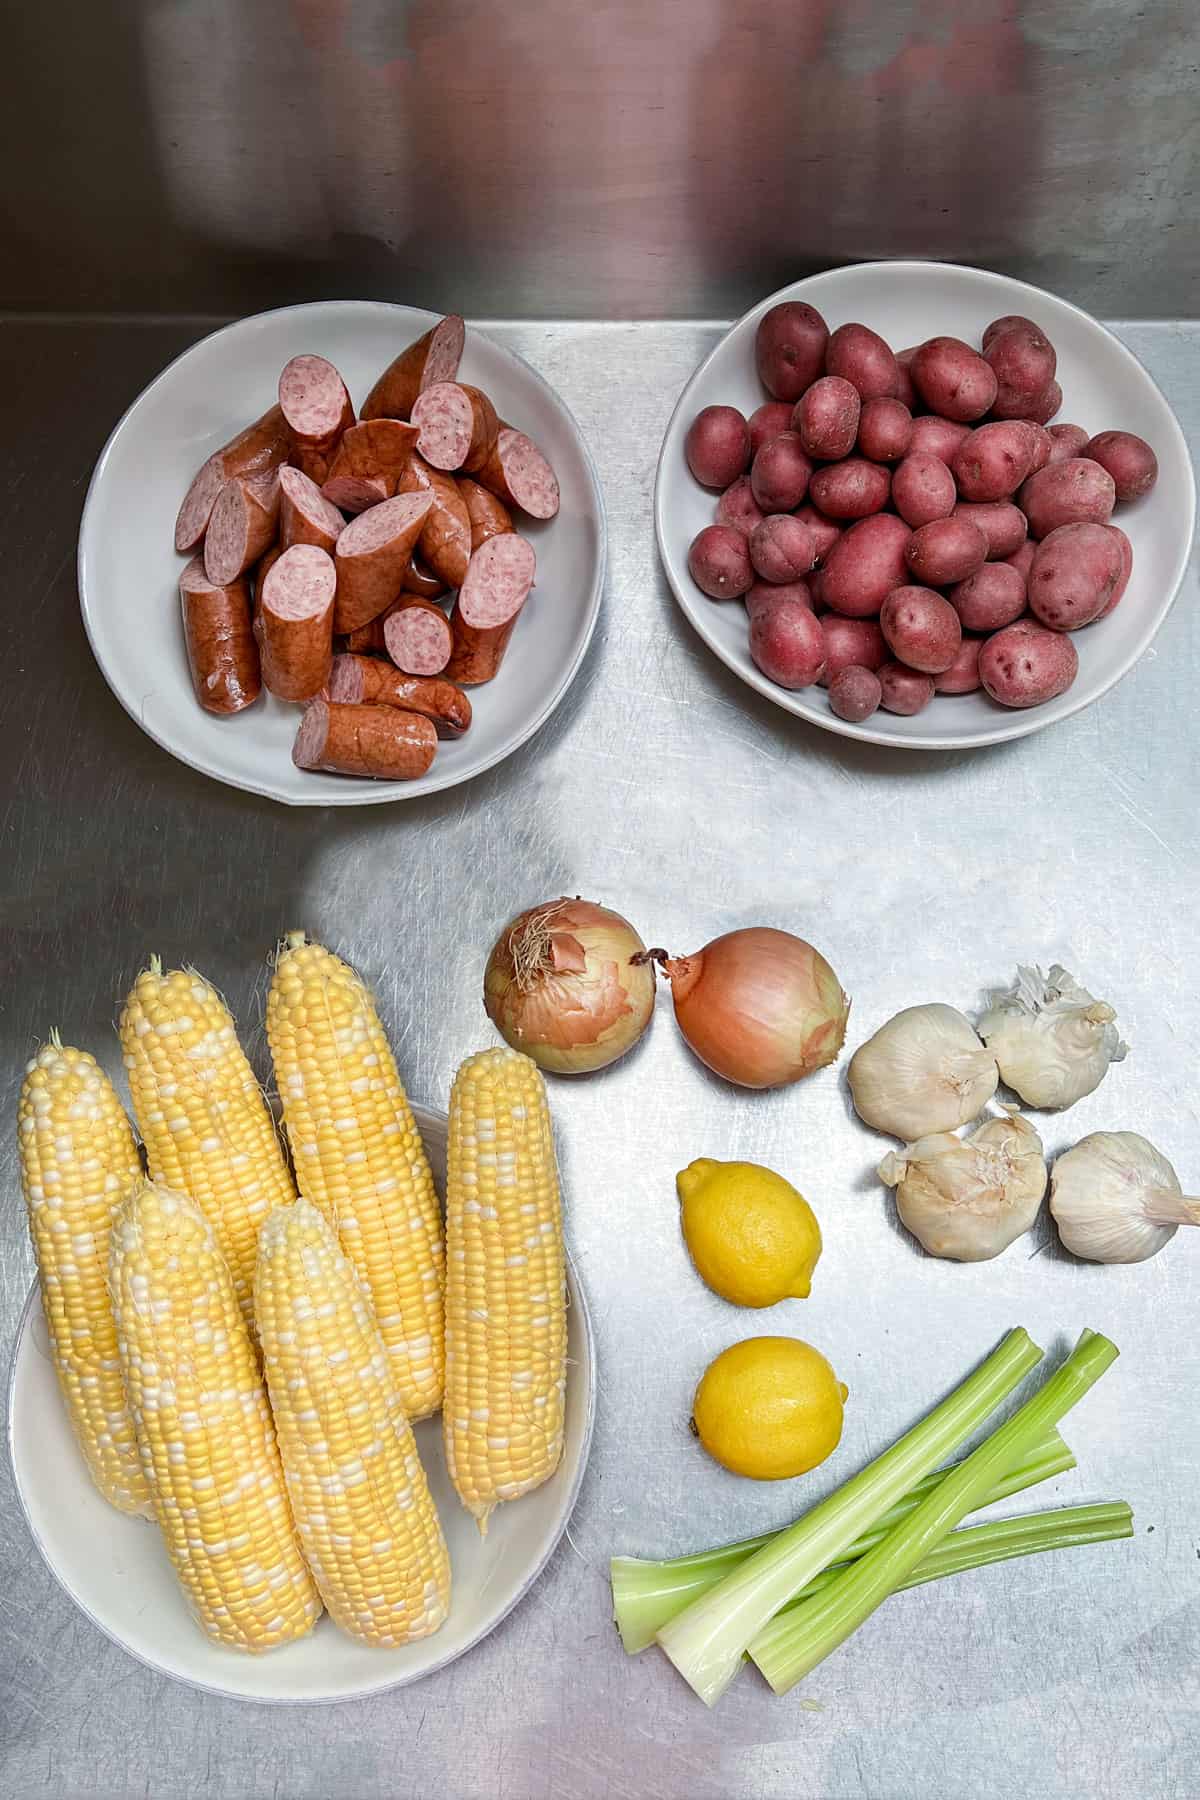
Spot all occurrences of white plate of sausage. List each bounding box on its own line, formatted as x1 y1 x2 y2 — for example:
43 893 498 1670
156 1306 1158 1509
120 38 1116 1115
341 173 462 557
79 303 606 804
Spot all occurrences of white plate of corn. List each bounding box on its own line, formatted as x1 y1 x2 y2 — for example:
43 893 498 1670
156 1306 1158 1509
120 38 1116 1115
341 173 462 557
9 941 595 1703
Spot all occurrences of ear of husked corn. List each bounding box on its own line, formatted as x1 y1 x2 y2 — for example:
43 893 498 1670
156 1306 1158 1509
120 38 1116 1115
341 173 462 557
266 934 444 1420
443 1048 567 1534
17 1036 152 1517
120 959 295 1332
110 1179 321 1651
255 1199 451 1646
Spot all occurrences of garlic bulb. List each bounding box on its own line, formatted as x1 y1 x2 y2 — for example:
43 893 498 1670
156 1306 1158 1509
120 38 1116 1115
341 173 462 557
848 1004 999 1140
1050 1131 1200 1264
979 964 1127 1110
879 1112 1048 1262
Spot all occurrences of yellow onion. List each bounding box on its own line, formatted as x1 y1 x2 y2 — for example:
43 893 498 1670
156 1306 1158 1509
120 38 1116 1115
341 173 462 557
648 928 849 1089
483 898 656 1074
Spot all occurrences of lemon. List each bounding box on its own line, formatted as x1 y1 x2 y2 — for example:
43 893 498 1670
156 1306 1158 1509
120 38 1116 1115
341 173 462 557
692 1336 848 1480
677 1158 822 1307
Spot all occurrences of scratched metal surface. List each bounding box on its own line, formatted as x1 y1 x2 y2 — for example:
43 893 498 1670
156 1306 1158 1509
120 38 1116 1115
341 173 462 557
0 317 1197 1800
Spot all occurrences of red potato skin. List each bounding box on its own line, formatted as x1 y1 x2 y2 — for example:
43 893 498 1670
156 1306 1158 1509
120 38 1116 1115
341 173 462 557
179 560 260 715
819 514 913 618
748 401 796 456
686 405 752 488
1023 380 1063 426
1098 526 1134 618
746 580 813 622
952 501 1027 560
748 599 826 689
793 377 860 461
173 405 291 554
361 316 465 422
857 397 913 463
949 562 1028 632
688 524 754 599
982 315 1040 351
878 662 934 715
951 422 1034 503
826 323 899 403
908 416 972 464
1018 458 1116 538
750 432 813 512
1004 538 1037 584
1027 523 1123 630
793 504 841 566
1019 423 1053 473
717 475 765 538
879 586 962 675
749 514 817 584
828 665 882 722
328 654 472 735
293 699 438 780
934 636 983 694
911 338 998 422
892 453 956 528
808 459 891 521
905 517 989 586
890 354 918 410
985 324 1057 418
754 302 830 402
1084 431 1158 502
1046 424 1090 466
979 622 1078 708
818 614 887 686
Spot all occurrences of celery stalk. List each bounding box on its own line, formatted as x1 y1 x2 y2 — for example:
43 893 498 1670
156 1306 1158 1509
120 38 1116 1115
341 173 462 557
611 1429 1074 1654
748 1501 1133 1687
656 1326 1044 1706
748 1329 1118 1695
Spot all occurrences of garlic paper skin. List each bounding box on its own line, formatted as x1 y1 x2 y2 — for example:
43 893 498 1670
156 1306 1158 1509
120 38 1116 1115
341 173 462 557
879 1113 1048 1262
848 1004 999 1141
979 964 1128 1110
1050 1131 1200 1264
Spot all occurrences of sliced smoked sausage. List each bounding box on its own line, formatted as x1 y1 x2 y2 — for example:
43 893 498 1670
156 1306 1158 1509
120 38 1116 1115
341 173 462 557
445 534 536 685
328 654 472 735
397 455 472 589
174 405 290 554
179 557 260 715
411 383 499 473
279 466 345 554
332 491 434 633
277 355 355 481
475 426 560 520
258 544 336 701
320 419 420 514
382 598 453 676
360 316 465 422
293 699 438 780
203 471 281 586
459 478 514 550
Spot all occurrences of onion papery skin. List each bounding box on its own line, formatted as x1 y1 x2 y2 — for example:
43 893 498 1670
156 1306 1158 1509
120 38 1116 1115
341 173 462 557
663 928 849 1090
484 898 656 1075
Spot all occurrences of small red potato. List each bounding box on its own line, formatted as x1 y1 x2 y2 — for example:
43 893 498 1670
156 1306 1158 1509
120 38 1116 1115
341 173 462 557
826 323 900 403
793 376 861 460
1019 423 1053 473
880 586 962 674
892 452 957 528
908 416 972 464
746 579 813 622
949 561 1028 632
951 422 1035 503
818 614 887 686
1004 538 1037 584
1046 423 1090 465
818 513 913 617
1027 522 1123 630
982 314 1040 350
794 503 842 566
828 665 883 722
1084 430 1158 502
952 501 1028 560
1019 458 1116 538
979 620 1078 708
890 351 918 410
1023 380 1063 426
934 636 983 694
748 400 796 456
749 597 826 688
750 432 814 511
985 323 1057 418
809 458 891 521
905 516 989 586
1098 525 1134 618
911 337 998 421
755 302 830 401
857 397 913 463
878 661 935 715
686 405 751 488
688 524 753 599
749 514 816 583
716 474 764 537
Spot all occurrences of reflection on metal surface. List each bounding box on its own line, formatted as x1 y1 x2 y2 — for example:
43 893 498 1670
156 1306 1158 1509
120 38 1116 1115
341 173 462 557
8 1 1199 316
0 316 1198 1796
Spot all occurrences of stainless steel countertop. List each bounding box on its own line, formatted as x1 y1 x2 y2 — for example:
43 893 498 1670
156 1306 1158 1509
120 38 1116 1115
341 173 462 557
1 316 1197 1800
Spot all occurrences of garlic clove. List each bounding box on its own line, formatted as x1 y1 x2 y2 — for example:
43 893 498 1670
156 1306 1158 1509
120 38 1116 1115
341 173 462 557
849 1003 999 1141
880 1112 1047 1263
979 964 1127 1111
1050 1130 1200 1264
